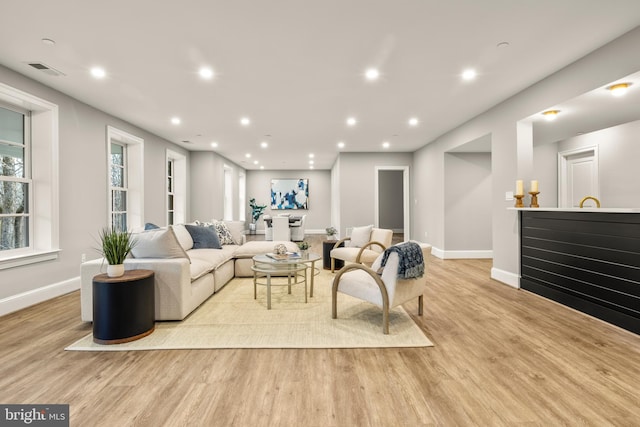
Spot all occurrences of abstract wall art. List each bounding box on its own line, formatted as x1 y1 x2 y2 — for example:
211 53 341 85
271 178 308 210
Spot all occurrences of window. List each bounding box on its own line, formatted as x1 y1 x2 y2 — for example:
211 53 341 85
238 173 246 221
0 105 30 252
223 165 233 220
167 159 175 225
106 126 143 232
0 82 59 269
109 142 128 231
166 149 186 225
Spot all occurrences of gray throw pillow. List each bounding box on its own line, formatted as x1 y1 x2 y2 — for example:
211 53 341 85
185 224 222 249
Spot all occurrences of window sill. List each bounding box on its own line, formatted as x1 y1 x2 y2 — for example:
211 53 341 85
0 249 61 271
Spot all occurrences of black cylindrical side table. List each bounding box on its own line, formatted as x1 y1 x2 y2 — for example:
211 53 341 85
92 269 155 344
322 240 344 270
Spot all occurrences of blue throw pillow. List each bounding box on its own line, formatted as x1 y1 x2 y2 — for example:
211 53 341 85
144 222 160 230
185 224 222 249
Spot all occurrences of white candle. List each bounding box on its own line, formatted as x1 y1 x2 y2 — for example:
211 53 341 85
531 180 539 193
516 180 524 196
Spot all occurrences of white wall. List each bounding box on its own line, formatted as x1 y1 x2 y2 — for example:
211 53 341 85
533 142 559 207
412 26 640 287
557 119 640 208
246 169 331 232
444 153 492 252
336 152 413 237
190 151 246 222
0 64 188 312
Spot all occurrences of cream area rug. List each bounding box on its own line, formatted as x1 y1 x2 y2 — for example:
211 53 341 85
66 268 432 351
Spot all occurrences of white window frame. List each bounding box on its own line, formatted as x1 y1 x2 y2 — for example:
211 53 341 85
238 172 246 221
106 126 143 231
0 83 59 270
166 149 186 225
223 165 233 220
109 141 128 231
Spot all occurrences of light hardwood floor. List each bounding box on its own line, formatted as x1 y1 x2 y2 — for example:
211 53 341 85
2 244 640 426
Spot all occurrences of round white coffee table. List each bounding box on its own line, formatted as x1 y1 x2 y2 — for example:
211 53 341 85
251 257 309 309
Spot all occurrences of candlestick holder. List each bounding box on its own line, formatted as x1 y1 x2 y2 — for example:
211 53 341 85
529 191 540 208
514 194 525 208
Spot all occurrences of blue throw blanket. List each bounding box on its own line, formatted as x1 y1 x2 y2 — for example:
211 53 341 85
379 242 424 279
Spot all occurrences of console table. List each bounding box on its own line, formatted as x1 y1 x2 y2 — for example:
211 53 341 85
92 269 155 344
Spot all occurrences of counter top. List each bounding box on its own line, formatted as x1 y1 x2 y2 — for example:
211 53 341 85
508 207 640 213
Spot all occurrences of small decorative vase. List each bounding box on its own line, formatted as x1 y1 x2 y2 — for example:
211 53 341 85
300 249 308 258
107 264 125 278
249 222 256 232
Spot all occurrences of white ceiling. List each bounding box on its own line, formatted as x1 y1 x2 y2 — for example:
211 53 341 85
1 1 640 169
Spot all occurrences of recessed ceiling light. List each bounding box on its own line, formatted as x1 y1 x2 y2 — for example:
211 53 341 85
170 117 181 125
260 165 264 170
337 141 345 149
382 141 390 149
607 82 632 97
260 141 268 148
245 153 251 158
408 117 419 126
240 117 251 126
542 110 560 121
199 67 214 80
211 142 218 148
461 69 477 81
253 160 259 165
309 153 314 158
309 165 314 170
90 67 106 79
365 68 380 81
41 38 56 46
309 160 314 165
346 117 357 126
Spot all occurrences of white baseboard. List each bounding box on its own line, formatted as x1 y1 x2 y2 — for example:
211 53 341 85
430 247 492 259
491 268 520 288
0 276 80 317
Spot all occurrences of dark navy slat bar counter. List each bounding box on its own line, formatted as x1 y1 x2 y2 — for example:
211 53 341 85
519 209 640 335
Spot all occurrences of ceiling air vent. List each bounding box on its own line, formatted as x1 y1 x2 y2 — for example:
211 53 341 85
27 62 66 77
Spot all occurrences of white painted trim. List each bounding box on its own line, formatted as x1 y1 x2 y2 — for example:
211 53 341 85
557 145 599 208
166 149 187 225
0 249 60 271
0 277 80 317
430 247 492 259
491 268 520 288
374 165 410 239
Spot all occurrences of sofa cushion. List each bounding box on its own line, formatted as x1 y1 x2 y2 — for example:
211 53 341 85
348 224 373 248
171 224 194 251
189 258 214 281
185 224 222 249
131 227 189 260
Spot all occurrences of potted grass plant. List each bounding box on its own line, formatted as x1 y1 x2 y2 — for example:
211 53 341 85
98 227 136 277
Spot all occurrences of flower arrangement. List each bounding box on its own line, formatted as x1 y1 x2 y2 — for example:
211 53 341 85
297 241 309 251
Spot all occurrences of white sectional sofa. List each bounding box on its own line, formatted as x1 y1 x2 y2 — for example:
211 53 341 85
80 220 298 322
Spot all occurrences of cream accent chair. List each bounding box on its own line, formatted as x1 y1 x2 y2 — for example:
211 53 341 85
332 244 430 334
290 214 306 241
330 226 393 272
272 216 291 241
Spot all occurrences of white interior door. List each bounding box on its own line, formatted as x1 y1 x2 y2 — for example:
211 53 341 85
558 147 599 208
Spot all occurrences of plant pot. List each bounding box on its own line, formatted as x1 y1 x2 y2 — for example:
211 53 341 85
107 264 125 278
249 223 256 231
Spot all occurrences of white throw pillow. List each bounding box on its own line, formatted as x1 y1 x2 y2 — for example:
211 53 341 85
171 224 194 251
131 227 189 260
348 224 373 248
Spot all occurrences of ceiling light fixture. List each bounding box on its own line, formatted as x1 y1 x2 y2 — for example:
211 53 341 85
170 117 181 125
260 141 268 148
309 166 314 170
309 153 314 158
240 117 250 126
253 160 259 165
211 142 218 148
90 67 106 79
462 69 477 81
309 160 314 165
542 110 560 121
245 153 251 158
408 117 419 126
199 67 214 80
346 117 357 126
607 82 632 97
382 141 390 149
337 141 345 149
260 165 265 170
365 68 380 81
